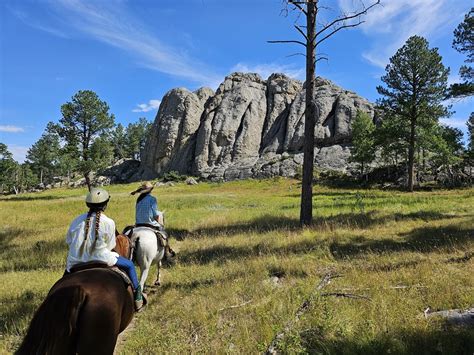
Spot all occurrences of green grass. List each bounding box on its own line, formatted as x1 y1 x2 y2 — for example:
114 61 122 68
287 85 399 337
0 179 473 354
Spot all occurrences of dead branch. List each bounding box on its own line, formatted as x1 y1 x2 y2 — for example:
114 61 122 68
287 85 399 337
390 285 427 290
316 21 364 47
218 300 252 312
321 292 371 301
446 251 473 263
315 0 380 38
286 53 306 58
288 0 307 16
294 25 308 40
315 56 328 64
338 284 428 292
265 273 340 354
267 40 306 47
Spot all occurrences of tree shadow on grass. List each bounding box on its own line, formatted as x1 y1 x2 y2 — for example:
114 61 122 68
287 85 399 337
0 290 44 336
155 269 249 294
1 195 64 202
330 224 473 260
0 239 66 272
311 211 455 231
0 227 26 248
167 215 301 241
169 211 464 265
178 238 326 266
297 324 474 355
168 211 456 241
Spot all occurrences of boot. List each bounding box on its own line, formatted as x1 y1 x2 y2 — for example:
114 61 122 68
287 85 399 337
134 285 148 312
164 246 177 265
166 246 176 258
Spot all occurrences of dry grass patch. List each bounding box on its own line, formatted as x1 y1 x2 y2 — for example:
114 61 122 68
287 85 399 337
0 180 473 354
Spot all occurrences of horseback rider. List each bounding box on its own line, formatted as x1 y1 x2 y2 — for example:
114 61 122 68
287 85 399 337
131 181 176 258
65 187 147 311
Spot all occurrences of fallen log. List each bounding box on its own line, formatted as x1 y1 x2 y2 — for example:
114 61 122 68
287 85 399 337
218 300 252 312
265 272 340 354
321 292 371 301
424 307 474 326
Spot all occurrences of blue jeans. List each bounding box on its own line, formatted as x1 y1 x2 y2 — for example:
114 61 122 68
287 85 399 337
115 256 139 290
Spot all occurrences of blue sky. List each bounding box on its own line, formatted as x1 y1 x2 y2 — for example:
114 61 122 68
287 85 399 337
0 0 472 162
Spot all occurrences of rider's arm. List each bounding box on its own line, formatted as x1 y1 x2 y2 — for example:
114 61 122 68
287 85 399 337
106 219 117 251
151 197 158 217
151 196 161 223
66 227 72 245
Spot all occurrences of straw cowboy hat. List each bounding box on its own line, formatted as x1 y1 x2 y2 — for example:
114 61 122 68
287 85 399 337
131 181 154 195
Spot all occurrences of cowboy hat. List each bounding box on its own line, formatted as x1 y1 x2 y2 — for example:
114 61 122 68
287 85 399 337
131 181 154 195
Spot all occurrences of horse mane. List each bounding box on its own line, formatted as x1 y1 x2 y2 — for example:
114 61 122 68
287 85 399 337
16 286 86 355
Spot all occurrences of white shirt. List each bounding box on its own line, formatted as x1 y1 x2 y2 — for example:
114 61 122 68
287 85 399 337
66 212 119 272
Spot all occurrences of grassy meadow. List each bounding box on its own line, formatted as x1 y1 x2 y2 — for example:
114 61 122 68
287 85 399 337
0 179 473 354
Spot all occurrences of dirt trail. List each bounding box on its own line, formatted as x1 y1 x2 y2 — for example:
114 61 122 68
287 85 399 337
114 286 160 354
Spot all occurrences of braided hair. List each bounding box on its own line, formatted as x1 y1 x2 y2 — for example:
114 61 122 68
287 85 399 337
79 207 104 256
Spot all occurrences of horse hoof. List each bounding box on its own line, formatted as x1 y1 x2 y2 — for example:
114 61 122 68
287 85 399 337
154 280 161 286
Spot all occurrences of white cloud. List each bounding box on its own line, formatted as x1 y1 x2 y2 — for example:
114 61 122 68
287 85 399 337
337 0 469 69
8 6 69 38
0 125 25 133
8 145 29 163
231 62 304 81
133 100 161 113
440 117 469 130
33 0 222 86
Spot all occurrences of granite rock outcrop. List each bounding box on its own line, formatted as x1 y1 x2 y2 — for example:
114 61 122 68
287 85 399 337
140 72 375 180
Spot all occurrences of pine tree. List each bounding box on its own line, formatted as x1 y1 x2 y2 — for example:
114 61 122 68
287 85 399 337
125 117 152 160
26 131 61 184
0 143 18 193
350 111 376 180
466 113 474 169
377 36 450 191
111 123 127 161
53 90 115 190
450 8 473 98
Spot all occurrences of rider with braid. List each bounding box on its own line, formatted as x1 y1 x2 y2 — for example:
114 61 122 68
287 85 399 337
65 188 147 311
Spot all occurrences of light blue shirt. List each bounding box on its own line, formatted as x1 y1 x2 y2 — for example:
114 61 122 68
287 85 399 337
135 194 160 226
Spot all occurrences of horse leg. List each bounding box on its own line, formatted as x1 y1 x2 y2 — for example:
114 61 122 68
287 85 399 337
138 259 152 292
154 259 162 286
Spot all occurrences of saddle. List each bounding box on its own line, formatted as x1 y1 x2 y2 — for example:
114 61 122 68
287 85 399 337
123 225 169 249
66 261 132 288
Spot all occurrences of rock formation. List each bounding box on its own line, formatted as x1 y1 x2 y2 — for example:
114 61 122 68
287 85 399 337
140 72 375 180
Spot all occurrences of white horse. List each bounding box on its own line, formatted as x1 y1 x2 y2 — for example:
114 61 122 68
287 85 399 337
129 227 166 291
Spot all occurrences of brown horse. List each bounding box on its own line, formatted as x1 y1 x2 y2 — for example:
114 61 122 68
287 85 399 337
16 235 134 355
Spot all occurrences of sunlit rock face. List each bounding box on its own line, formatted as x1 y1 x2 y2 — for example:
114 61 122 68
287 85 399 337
141 72 375 180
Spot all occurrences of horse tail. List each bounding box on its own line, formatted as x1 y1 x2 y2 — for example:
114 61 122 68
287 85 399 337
16 286 86 355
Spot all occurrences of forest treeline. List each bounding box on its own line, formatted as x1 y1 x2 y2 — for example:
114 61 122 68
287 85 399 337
1 8 472 194
0 102 151 193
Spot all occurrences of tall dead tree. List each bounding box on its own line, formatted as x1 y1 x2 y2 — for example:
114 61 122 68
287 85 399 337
269 0 380 226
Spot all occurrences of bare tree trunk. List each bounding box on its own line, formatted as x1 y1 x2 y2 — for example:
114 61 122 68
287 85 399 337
85 172 91 191
300 0 317 226
408 120 415 192
422 147 426 172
